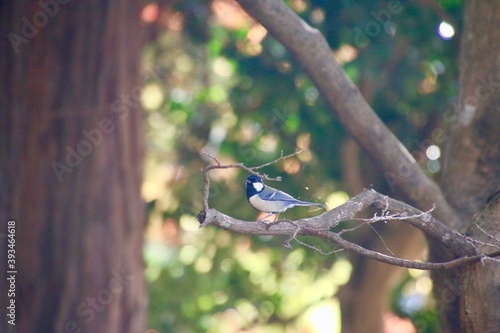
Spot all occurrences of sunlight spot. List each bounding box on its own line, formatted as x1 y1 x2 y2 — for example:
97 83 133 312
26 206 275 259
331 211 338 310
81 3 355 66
180 215 199 232
236 299 258 323
259 134 278 153
408 268 426 278
179 245 198 265
140 3 159 24
310 8 325 25
334 44 358 64
211 0 253 30
195 256 213 273
213 57 234 77
220 258 233 272
297 150 312 162
197 294 214 311
283 158 301 174
298 299 341 333
247 24 267 45
141 84 163 110
325 191 349 210
290 0 308 13
438 21 455 40
425 145 440 160
415 275 433 294
207 85 228 103
331 258 352 285
384 312 416 333
296 132 311 149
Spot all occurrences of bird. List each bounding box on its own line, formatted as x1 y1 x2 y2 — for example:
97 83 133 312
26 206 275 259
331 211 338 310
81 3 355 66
245 174 324 222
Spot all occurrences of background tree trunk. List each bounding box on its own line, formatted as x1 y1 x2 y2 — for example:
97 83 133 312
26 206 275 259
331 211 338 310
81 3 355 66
438 0 500 332
338 118 424 333
0 1 147 332
338 224 424 333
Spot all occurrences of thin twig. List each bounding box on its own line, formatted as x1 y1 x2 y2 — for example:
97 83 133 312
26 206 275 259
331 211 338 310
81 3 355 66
200 149 303 212
368 224 396 256
291 236 342 255
283 226 301 249
473 223 500 249
251 149 304 172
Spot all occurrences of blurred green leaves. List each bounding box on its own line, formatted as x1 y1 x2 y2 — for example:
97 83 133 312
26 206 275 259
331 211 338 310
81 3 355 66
140 0 463 331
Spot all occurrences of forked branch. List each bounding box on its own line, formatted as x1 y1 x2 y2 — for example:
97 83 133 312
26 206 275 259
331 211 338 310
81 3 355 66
198 152 500 270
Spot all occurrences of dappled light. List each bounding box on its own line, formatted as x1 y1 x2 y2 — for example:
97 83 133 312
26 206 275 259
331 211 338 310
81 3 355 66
139 0 472 332
437 21 455 40
3 0 499 332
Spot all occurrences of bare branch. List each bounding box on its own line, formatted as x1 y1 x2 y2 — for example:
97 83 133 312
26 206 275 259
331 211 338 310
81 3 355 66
251 149 304 171
200 149 303 180
370 196 476 255
197 155 500 270
199 208 500 270
200 149 305 210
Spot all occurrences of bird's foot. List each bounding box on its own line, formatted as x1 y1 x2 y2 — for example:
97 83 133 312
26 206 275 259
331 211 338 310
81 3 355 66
259 219 284 230
257 218 273 229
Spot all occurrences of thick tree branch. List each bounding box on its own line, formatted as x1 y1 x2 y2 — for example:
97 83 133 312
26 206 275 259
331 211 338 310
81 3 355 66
198 155 500 270
236 0 461 227
199 207 498 270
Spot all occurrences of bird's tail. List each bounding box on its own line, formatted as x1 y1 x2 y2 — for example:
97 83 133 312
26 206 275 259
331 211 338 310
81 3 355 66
295 201 324 209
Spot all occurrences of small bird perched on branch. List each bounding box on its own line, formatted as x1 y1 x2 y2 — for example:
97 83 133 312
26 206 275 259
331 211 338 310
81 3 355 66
246 174 324 222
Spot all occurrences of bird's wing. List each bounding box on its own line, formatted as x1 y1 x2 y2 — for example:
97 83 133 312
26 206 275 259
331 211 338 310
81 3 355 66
261 187 299 202
261 186 323 207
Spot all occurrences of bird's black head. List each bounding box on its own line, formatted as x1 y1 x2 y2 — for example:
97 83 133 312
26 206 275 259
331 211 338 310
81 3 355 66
246 175 264 199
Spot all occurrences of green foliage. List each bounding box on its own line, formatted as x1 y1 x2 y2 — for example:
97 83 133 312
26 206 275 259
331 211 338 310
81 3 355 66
141 0 464 331
390 271 438 333
146 216 348 332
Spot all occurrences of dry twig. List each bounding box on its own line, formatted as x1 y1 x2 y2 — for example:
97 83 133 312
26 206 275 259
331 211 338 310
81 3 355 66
198 152 500 270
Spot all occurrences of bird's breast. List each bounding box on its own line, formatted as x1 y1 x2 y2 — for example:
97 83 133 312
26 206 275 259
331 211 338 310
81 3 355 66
248 195 292 213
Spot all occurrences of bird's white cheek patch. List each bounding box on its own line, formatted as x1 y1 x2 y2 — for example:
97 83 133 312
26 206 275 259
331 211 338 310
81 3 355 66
253 182 264 192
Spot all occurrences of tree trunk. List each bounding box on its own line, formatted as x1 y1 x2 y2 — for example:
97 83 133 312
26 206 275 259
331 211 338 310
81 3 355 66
338 120 425 333
0 1 147 332
338 223 424 333
438 0 500 332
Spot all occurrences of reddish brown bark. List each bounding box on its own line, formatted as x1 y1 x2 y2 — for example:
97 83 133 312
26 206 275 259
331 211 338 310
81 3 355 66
1 1 147 332
438 1 500 332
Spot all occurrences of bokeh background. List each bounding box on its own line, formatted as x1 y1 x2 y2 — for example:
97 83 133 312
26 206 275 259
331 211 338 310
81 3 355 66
140 1 462 332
